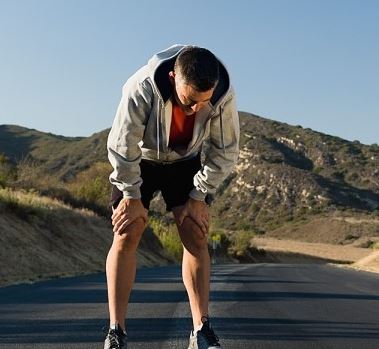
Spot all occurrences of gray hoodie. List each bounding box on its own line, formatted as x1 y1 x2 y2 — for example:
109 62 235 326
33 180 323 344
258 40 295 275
107 44 240 202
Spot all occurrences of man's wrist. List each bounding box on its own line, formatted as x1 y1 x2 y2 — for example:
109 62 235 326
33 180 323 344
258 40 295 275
122 188 141 200
189 187 207 201
188 197 204 204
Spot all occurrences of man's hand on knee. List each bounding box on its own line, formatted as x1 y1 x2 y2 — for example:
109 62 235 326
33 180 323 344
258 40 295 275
178 198 210 236
111 198 148 235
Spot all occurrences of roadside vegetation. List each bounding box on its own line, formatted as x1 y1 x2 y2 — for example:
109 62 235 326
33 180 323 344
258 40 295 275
368 241 379 250
148 215 183 261
1 153 256 263
0 154 111 216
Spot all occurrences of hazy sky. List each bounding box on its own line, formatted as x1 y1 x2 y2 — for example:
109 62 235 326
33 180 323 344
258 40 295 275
0 0 378 144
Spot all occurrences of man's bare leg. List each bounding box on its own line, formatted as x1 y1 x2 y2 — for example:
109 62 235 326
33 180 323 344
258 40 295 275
106 218 146 331
173 206 211 329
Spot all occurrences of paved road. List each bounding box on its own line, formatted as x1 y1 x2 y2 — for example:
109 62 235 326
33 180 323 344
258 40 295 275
0 263 379 348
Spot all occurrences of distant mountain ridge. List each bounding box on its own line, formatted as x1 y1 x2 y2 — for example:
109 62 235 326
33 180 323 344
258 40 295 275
0 124 109 180
1 112 379 235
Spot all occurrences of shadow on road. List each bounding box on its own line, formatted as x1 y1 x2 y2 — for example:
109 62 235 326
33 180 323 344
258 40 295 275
0 317 378 344
1 285 378 304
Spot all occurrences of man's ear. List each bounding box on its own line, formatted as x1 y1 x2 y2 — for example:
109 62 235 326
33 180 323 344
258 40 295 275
168 71 175 85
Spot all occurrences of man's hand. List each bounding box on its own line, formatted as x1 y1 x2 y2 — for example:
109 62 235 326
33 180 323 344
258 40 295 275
178 198 210 236
111 198 148 235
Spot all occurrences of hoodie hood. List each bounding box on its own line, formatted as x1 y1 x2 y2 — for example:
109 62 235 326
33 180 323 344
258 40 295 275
146 44 232 159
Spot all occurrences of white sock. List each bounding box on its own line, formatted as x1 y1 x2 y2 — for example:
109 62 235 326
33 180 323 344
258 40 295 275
110 323 126 334
194 323 203 334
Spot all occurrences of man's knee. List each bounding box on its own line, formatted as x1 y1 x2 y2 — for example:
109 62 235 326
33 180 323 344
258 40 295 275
112 217 146 252
179 217 208 254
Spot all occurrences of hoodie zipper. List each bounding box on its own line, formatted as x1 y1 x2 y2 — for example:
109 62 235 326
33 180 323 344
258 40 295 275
156 99 171 160
219 104 226 155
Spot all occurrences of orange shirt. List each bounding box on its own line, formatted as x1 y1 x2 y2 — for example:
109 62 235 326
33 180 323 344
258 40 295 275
168 102 195 147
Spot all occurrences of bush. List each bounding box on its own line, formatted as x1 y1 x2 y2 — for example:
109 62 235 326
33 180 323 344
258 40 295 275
0 153 16 188
228 230 255 259
148 216 183 261
15 157 54 189
371 241 379 250
10 158 109 217
68 162 112 207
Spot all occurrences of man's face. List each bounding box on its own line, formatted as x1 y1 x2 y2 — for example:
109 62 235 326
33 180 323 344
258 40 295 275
170 71 215 116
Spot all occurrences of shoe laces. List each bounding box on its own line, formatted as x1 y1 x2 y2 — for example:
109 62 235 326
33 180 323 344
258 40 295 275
199 316 220 346
102 325 126 349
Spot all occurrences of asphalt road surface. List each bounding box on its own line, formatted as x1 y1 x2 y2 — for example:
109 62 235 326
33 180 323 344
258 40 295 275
0 263 379 349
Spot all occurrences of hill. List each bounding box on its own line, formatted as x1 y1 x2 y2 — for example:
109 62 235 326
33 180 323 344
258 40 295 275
210 112 379 236
0 124 108 180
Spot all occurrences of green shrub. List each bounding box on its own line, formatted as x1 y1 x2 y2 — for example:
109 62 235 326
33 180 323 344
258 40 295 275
148 216 183 261
228 230 255 258
68 162 112 207
372 241 379 250
0 153 16 188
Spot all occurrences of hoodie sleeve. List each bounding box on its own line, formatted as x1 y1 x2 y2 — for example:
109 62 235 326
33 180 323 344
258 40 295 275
189 90 240 201
107 78 153 199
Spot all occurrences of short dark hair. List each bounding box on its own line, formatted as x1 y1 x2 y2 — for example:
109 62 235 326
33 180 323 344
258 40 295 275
174 46 219 92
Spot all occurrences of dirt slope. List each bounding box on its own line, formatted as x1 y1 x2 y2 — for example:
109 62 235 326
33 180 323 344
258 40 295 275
252 236 379 273
0 190 173 287
351 251 379 273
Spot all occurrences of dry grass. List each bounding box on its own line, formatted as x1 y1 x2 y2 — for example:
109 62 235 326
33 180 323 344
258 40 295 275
0 189 172 287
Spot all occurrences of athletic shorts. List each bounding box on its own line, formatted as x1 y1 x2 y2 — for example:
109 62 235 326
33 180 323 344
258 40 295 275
110 153 212 212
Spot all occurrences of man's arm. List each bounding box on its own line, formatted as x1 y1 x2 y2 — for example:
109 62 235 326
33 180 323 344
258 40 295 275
190 89 240 201
107 77 153 234
178 89 240 234
107 78 153 199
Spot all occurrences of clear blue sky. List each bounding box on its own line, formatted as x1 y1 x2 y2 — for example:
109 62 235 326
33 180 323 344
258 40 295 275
0 0 378 144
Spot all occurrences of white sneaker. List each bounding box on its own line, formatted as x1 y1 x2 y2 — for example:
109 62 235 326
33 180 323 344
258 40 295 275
103 324 127 349
188 316 222 349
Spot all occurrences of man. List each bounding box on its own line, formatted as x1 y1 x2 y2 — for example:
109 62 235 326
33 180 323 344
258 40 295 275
104 44 240 349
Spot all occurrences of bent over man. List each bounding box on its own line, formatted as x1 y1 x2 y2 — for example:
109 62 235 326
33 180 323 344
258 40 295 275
104 44 240 349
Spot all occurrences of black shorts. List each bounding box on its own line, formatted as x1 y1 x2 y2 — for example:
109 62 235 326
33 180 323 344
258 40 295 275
110 153 209 212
